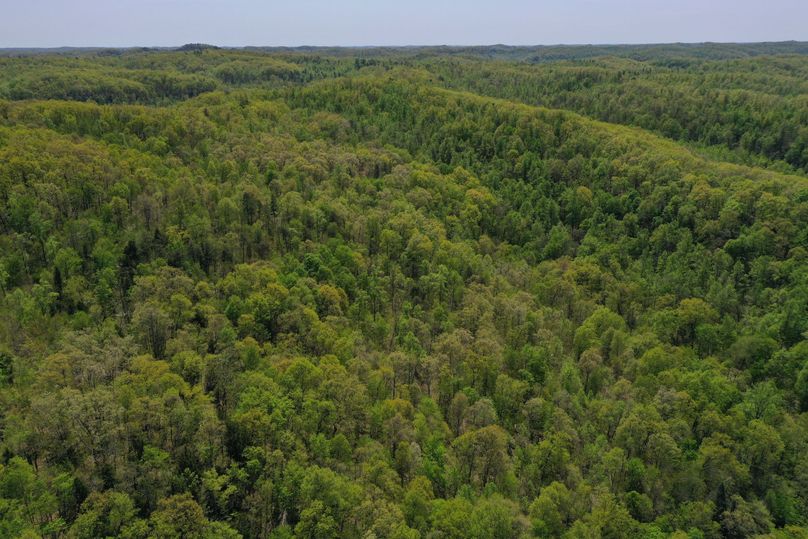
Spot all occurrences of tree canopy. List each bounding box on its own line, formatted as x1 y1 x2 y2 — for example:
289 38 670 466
1 43 808 538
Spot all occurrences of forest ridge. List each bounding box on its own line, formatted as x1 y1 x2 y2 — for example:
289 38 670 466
0 43 807 538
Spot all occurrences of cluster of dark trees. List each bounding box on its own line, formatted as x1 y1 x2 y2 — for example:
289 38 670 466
0 46 807 538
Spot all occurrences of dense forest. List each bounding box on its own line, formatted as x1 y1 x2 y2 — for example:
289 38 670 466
1 43 808 538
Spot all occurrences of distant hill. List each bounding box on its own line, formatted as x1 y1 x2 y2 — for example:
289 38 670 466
4 40 808 60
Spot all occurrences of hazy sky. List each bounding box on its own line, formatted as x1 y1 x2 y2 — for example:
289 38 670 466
2 0 806 48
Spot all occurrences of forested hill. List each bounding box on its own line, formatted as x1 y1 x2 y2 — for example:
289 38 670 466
1 46 808 538
3 44 808 173
423 55 808 173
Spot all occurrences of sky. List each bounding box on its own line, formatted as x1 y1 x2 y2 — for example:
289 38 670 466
1 0 806 48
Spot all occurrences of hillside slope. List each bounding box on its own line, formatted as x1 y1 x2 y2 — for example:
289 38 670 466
1 69 807 537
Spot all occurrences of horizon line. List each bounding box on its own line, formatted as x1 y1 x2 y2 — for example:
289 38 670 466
1 39 807 50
